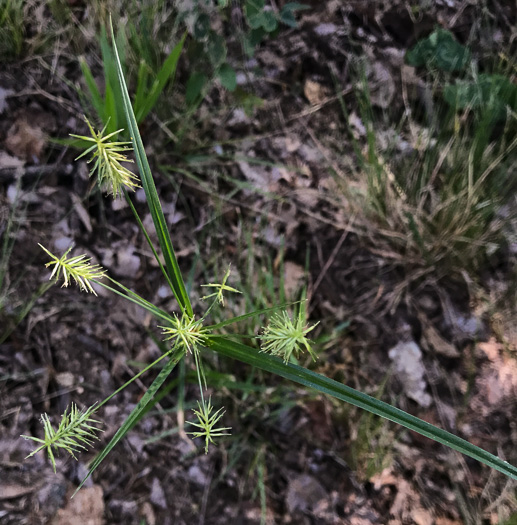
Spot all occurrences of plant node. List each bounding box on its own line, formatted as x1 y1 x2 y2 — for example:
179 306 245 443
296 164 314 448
160 313 207 355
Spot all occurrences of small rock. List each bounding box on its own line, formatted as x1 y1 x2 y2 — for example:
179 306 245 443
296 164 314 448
115 245 140 278
314 23 338 36
388 341 432 407
150 477 167 509
187 464 208 486
285 473 327 513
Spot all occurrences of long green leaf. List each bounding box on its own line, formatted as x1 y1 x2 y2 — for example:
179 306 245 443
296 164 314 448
133 60 149 122
123 189 178 296
103 81 117 133
79 57 104 120
74 349 183 495
135 33 186 123
109 19 192 317
101 26 125 132
204 302 295 331
206 336 517 481
98 278 175 324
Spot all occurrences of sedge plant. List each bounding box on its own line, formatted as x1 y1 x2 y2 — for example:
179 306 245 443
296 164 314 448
22 19 517 493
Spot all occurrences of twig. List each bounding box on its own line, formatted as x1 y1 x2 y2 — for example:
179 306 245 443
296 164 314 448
0 163 73 182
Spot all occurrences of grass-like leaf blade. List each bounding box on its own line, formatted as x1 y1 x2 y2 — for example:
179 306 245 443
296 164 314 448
74 349 183 495
135 33 186 123
98 278 175 324
109 18 193 317
206 336 517 481
204 302 295 331
79 57 104 120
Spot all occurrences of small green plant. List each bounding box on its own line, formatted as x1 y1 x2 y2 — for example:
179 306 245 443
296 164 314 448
0 0 25 61
179 0 309 104
22 20 517 493
444 73 517 121
342 48 517 273
406 28 471 72
77 27 185 137
406 28 517 123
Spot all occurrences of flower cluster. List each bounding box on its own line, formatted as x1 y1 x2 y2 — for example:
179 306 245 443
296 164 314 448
22 404 102 473
259 310 318 364
70 118 139 198
201 266 241 306
160 313 207 355
188 397 231 454
39 244 106 295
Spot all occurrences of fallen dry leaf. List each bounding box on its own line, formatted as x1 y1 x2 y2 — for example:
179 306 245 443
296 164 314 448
51 485 104 525
478 338 502 361
285 473 327 513
421 318 460 358
0 482 35 500
412 506 434 525
283 261 305 298
304 79 328 105
0 150 25 169
469 338 517 415
5 118 46 163
435 518 463 525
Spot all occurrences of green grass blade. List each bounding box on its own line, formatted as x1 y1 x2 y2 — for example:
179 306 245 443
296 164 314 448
109 19 192 317
204 303 295 331
99 277 175 324
103 81 117 133
101 26 125 132
133 60 149 123
137 33 186 123
123 190 178 297
206 336 517 481
79 57 104 120
74 349 183 495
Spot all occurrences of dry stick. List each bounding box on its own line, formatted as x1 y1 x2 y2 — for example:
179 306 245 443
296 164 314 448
11 77 79 116
0 163 72 182
285 86 354 123
311 225 352 298
198 462 215 525
447 0 470 29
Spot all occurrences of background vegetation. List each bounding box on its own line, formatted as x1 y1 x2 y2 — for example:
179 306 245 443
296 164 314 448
1 1 517 523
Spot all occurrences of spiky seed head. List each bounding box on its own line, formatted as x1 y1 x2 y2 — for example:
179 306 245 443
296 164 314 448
187 397 231 454
21 403 102 473
39 244 106 295
259 310 318 364
160 313 207 355
70 117 140 198
201 266 241 306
